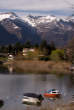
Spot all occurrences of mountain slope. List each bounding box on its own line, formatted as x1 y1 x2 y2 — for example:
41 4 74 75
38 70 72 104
0 12 41 45
0 12 74 47
23 15 74 47
0 23 19 45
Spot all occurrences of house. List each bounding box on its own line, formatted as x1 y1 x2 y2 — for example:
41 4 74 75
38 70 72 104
22 48 35 56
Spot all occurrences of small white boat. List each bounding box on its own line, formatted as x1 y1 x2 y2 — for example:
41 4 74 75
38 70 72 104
44 89 61 98
22 93 44 105
8 55 14 60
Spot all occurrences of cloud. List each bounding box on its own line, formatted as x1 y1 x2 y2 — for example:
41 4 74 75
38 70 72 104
0 0 74 16
0 0 69 10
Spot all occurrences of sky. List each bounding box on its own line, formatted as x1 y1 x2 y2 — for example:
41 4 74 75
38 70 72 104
0 0 74 17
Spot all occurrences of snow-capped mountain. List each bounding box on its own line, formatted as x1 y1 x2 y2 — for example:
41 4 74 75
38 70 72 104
22 14 74 46
0 12 41 45
0 12 18 21
0 12 20 35
23 15 57 27
0 12 74 46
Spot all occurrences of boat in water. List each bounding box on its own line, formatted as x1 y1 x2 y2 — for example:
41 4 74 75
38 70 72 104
22 93 44 105
0 100 4 108
44 89 61 98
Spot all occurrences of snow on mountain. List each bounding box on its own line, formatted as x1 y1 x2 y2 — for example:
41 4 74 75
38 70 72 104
22 14 74 28
0 12 74 28
23 15 57 27
0 12 41 45
23 15 36 27
0 12 74 46
0 12 22 31
36 15 57 23
0 12 18 21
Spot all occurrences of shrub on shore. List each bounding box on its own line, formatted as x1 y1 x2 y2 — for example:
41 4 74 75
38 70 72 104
50 49 64 61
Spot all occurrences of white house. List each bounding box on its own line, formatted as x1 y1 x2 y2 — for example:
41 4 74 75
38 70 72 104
22 48 35 56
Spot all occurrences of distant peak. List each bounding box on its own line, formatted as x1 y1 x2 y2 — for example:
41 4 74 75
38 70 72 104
0 12 18 21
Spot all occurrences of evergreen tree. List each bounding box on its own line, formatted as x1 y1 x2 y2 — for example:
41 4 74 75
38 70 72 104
13 42 23 54
50 41 56 51
8 45 13 54
24 41 32 48
66 38 74 63
39 40 51 55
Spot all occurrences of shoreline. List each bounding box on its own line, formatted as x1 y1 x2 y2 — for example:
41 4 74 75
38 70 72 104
4 60 71 74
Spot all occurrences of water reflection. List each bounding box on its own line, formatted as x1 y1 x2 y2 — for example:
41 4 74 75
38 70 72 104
0 65 8 73
7 64 14 73
22 101 42 106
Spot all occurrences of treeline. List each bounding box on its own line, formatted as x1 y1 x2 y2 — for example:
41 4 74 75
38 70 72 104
0 40 66 61
0 38 74 63
65 38 74 63
0 40 55 54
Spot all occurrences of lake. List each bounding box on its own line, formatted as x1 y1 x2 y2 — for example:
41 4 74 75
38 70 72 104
0 72 74 110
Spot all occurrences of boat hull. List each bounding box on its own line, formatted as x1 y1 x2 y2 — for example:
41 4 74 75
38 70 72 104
44 93 60 98
22 97 41 105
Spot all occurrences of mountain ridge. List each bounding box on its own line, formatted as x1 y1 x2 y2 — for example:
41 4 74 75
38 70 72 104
0 12 74 47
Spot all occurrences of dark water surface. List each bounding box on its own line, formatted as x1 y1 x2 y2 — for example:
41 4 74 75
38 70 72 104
0 73 74 110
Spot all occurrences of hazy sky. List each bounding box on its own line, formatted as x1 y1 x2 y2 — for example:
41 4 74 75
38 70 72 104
0 0 74 17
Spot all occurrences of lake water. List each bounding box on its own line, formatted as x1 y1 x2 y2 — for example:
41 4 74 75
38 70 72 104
0 72 74 110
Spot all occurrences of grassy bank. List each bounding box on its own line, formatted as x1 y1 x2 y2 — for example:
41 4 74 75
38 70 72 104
4 60 71 74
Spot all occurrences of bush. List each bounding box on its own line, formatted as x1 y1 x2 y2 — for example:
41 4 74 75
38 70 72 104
38 55 50 61
50 49 64 61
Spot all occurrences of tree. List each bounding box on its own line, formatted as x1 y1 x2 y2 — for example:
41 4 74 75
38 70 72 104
0 46 8 53
66 38 74 63
13 42 23 54
50 41 56 51
34 43 39 49
50 49 64 61
39 40 47 50
39 40 51 55
24 41 32 48
8 45 13 54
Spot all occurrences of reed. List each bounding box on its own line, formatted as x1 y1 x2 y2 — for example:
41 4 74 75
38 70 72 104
13 60 71 74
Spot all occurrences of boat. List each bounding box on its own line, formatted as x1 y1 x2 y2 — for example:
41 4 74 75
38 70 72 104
22 93 44 105
0 100 4 108
8 54 14 61
44 89 61 98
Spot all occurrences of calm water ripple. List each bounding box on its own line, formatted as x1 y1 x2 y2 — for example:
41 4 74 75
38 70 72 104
0 73 74 110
